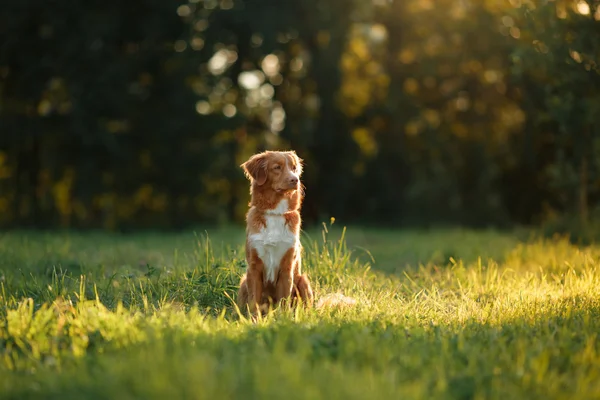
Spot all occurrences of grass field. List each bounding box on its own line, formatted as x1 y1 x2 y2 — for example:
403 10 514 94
1 223 600 399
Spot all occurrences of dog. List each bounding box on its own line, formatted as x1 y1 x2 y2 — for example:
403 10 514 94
237 150 314 315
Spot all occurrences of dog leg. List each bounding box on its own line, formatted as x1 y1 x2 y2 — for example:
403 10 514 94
275 248 296 306
292 274 314 308
275 274 293 307
246 266 264 315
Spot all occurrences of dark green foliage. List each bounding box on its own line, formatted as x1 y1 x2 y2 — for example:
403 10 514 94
1 0 599 232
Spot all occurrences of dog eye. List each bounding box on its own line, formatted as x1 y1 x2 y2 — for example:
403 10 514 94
273 165 281 170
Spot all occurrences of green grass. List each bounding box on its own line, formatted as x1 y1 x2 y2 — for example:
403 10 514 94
1 223 600 399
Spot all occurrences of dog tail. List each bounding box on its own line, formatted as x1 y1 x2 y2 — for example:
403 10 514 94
315 293 358 309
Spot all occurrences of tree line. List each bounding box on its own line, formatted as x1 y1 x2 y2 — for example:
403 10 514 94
0 0 599 232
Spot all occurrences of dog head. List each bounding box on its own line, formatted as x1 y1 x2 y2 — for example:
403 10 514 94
241 150 303 193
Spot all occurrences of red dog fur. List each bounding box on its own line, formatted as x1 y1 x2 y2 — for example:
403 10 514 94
237 150 314 314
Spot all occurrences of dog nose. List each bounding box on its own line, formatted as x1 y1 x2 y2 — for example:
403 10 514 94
290 177 298 185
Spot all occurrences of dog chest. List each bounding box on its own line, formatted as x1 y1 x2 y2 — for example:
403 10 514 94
249 208 297 283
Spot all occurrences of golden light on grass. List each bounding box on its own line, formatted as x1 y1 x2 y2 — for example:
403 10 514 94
2 228 600 398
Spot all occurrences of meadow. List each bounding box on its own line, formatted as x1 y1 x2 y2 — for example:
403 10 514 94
1 223 600 399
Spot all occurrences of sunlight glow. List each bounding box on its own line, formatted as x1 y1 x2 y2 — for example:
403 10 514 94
570 50 582 63
484 70 500 84
191 37 204 51
195 101 211 115
208 49 237 75
556 3 568 19
509 27 520 39
241 84 274 109
501 16 514 27
208 51 228 74
261 54 280 77
194 20 209 31
238 70 265 90
223 104 237 117
369 24 388 43
290 58 304 72
270 103 286 133
260 84 274 99
245 92 259 108
177 5 191 17
576 0 590 15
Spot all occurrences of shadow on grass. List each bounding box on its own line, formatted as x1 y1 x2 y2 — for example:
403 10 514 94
1 296 599 400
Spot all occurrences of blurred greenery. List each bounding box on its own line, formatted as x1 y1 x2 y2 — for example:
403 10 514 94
0 0 599 233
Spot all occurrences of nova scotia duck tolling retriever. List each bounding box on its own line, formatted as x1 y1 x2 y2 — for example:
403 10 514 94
237 150 314 315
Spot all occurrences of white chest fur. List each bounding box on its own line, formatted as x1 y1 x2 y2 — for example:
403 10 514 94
249 200 298 283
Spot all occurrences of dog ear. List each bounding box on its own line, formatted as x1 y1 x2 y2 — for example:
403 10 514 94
288 151 304 176
241 153 268 185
